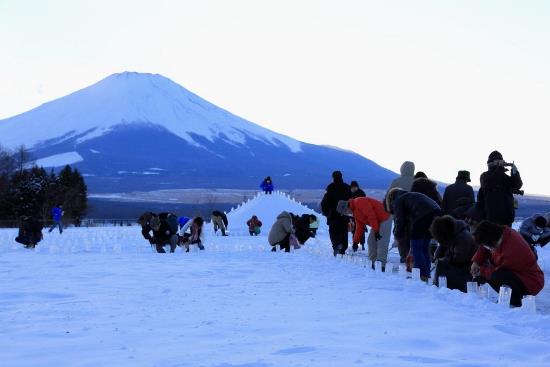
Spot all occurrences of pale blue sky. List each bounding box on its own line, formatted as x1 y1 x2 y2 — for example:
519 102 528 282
1 0 549 194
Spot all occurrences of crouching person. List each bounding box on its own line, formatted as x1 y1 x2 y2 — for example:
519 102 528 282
212 210 229 236
15 215 44 249
429 215 478 292
519 214 550 258
246 215 262 236
471 220 544 307
179 217 205 252
268 211 294 252
337 197 392 271
138 212 179 253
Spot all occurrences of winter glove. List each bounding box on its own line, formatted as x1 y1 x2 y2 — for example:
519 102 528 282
374 232 382 241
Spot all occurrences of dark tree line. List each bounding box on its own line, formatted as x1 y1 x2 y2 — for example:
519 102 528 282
0 145 88 223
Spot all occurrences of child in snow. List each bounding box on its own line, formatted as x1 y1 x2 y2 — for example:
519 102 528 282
48 204 64 234
179 217 205 252
260 176 274 194
246 215 262 236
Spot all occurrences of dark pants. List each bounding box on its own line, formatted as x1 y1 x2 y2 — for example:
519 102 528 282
434 261 472 292
410 212 439 278
329 222 348 255
48 220 63 234
272 233 290 252
154 234 178 253
487 269 529 307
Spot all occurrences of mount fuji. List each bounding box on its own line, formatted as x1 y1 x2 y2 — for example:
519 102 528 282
0 72 396 193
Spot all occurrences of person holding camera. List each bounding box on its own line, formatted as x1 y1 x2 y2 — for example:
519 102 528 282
471 151 523 227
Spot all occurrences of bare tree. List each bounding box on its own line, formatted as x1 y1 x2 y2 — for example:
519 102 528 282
14 145 34 173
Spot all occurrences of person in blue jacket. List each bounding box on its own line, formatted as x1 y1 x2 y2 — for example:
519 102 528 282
48 204 64 234
260 176 274 194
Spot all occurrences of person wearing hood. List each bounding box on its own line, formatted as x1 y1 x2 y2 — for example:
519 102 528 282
442 171 475 218
472 151 523 226
386 188 443 280
411 176 443 207
471 220 544 307
268 211 295 252
349 180 366 249
384 161 416 262
179 216 205 252
519 214 550 257
337 197 392 271
260 176 274 194
429 215 478 292
321 171 352 256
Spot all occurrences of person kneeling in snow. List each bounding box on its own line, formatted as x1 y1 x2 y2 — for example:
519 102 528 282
15 215 43 249
268 211 295 252
337 197 392 271
429 215 478 292
138 212 179 253
519 214 550 258
179 217 205 252
246 215 262 236
471 220 544 307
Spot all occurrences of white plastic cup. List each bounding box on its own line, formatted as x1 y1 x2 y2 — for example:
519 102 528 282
478 284 489 299
467 282 478 294
498 285 512 307
375 261 383 273
398 264 407 277
522 295 537 314
438 276 447 289
411 268 421 281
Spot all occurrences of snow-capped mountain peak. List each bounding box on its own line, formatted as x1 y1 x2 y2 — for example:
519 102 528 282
0 71 301 152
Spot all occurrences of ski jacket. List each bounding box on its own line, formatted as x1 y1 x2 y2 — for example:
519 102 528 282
387 161 415 192
246 216 262 231
390 190 442 240
411 178 442 206
472 227 544 295
321 178 351 226
519 215 550 243
179 218 205 244
433 220 477 267
51 207 63 222
348 197 390 244
442 180 475 215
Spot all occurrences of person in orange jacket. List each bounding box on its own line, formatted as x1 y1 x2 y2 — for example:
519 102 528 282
337 197 392 271
471 220 544 307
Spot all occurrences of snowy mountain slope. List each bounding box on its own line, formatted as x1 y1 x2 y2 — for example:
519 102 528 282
0 72 300 152
0 72 397 192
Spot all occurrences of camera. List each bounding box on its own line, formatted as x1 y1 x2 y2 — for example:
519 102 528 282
488 159 513 168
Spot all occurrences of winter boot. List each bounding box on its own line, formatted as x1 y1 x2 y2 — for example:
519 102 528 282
352 244 358 252
271 246 276 252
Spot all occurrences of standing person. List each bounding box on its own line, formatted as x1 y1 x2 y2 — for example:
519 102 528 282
429 215 478 292
48 204 64 234
442 170 475 217
179 216 205 252
321 171 352 256
471 220 544 307
246 215 263 236
260 176 274 194
268 211 295 252
411 176 443 207
386 188 443 281
337 197 392 271
384 161 416 263
211 210 229 236
472 151 523 226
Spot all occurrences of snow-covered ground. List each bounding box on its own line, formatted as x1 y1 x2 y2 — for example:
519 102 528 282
2 193 550 366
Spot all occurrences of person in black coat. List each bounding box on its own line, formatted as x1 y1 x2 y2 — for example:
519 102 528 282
386 188 443 280
473 151 523 226
430 215 478 292
411 177 442 207
442 170 475 218
138 212 179 253
321 171 352 256
212 210 229 236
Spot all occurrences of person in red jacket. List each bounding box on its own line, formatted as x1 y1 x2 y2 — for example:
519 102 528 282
471 220 544 307
246 215 263 236
337 197 392 271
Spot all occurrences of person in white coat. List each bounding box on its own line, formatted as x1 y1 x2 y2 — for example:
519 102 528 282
179 217 205 252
